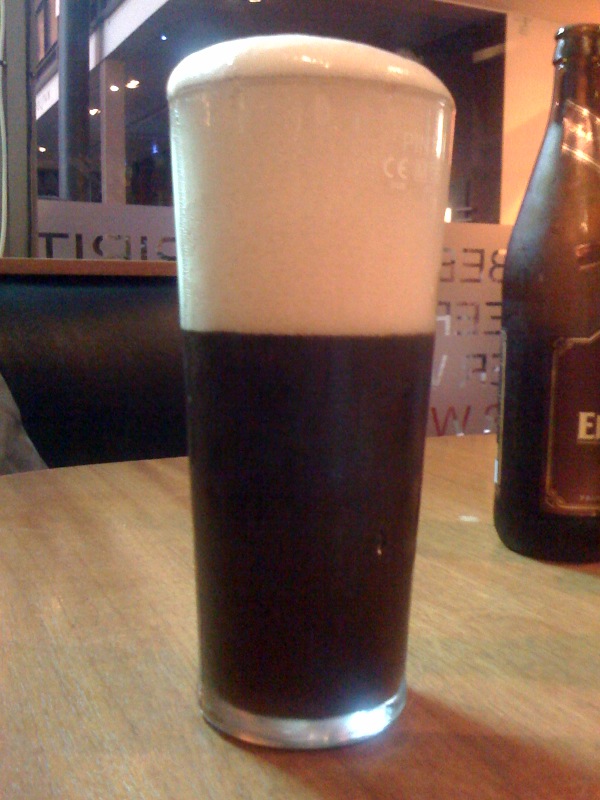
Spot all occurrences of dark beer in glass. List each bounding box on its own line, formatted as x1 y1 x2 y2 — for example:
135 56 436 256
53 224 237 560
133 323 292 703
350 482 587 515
168 35 454 747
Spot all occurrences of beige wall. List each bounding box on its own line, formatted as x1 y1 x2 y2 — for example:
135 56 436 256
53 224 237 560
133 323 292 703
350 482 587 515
437 0 600 223
436 0 599 24
501 14 557 223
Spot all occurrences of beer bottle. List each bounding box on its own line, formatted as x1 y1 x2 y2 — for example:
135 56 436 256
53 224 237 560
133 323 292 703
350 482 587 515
494 24 600 562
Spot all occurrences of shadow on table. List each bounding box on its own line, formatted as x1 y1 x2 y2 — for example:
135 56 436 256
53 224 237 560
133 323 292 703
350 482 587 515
565 562 600 579
249 690 600 800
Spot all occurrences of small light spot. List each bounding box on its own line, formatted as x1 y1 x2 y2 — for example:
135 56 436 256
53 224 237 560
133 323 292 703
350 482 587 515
458 515 479 523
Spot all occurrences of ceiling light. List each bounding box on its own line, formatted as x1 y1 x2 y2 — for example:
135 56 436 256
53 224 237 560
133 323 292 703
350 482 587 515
472 43 505 64
109 84 120 92
38 146 47 153
126 79 140 89
161 34 168 41
89 107 101 115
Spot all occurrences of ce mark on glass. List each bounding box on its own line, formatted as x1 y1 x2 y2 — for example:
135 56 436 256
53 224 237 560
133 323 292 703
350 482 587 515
382 155 408 190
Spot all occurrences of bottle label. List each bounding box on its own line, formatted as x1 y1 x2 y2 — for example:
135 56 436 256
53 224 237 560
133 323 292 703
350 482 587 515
543 330 600 515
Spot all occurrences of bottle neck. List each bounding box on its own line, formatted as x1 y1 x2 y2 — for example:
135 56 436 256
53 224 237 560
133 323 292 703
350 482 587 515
549 49 600 171
551 26 600 120
551 58 600 121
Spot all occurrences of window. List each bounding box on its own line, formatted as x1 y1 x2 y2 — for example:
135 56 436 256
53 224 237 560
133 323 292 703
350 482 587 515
35 0 58 64
90 0 115 26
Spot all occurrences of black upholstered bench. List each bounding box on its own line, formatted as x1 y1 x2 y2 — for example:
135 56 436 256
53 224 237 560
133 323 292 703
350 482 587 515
0 261 187 468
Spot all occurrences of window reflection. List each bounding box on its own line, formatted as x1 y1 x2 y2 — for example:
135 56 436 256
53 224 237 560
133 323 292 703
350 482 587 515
34 0 504 220
35 0 58 64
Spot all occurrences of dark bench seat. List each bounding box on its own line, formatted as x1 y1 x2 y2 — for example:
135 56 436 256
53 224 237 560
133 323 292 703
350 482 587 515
0 263 187 468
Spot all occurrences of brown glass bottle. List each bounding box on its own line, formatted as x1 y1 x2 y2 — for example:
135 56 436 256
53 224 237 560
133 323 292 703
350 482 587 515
494 24 600 562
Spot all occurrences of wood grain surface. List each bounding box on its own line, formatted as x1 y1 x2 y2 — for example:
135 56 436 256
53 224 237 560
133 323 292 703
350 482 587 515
0 436 598 799
0 257 176 277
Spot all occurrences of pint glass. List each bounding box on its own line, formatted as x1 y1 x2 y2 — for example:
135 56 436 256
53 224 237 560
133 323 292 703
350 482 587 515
167 35 454 748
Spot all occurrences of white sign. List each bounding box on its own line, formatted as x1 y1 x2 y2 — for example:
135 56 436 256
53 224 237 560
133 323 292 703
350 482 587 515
428 222 510 437
37 199 176 261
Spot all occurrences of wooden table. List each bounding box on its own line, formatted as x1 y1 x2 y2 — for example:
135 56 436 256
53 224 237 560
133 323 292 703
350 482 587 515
1 436 598 799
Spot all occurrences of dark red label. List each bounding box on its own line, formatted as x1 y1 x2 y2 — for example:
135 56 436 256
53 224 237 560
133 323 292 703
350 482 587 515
543 330 600 514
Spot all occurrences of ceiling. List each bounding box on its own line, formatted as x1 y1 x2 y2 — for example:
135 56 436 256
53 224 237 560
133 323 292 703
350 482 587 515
35 0 503 193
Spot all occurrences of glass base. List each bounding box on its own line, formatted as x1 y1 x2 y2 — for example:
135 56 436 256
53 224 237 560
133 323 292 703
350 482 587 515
200 679 406 749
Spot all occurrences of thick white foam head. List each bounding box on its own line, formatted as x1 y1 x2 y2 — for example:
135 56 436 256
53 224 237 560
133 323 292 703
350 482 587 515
167 35 451 101
168 35 455 336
